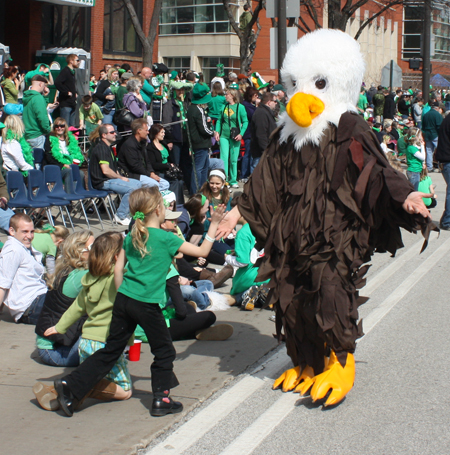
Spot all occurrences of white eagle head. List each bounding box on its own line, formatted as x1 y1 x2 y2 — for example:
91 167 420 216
279 29 366 149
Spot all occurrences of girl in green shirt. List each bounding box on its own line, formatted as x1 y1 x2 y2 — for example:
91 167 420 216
405 127 425 191
47 186 226 418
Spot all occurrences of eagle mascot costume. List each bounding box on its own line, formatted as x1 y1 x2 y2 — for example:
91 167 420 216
218 29 436 407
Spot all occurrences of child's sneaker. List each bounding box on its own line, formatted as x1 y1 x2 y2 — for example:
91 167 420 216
241 285 259 311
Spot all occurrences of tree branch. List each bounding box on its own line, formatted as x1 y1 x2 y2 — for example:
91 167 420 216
122 0 148 47
223 0 242 38
354 0 403 40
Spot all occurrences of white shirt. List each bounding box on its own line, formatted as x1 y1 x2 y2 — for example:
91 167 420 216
1 139 34 172
0 237 47 321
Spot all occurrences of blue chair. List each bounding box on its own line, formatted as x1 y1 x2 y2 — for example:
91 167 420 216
7 171 55 225
27 169 74 230
43 165 89 228
70 164 113 230
87 164 118 223
33 148 45 170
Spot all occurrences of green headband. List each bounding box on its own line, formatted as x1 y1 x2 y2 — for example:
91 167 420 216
201 195 207 206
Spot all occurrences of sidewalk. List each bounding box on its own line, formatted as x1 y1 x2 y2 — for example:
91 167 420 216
0 207 279 455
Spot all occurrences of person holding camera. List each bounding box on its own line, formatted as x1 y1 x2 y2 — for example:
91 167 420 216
215 88 248 188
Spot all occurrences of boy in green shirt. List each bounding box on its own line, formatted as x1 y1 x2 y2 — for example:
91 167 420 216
79 95 104 135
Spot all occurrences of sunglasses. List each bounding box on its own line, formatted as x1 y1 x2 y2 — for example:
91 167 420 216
75 59 80 62
54 124 65 128
82 243 93 253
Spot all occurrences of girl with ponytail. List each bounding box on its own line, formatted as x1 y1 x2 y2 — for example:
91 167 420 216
49 185 226 418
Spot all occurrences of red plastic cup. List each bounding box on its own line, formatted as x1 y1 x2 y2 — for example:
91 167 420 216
73 159 81 165
128 340 142 361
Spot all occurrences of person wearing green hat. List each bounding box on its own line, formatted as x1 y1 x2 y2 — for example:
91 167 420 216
186 83 219 194
24 63 54 89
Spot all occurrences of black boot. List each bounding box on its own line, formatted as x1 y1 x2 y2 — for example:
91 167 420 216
54 379 79 417
151 396 183 417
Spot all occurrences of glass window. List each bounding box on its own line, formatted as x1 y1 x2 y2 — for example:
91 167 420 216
201 57 240 84
404 21 422 34
166 57 191 73
104 0 142 55
403 35 421 50
41 4 91 50
404 6 423 20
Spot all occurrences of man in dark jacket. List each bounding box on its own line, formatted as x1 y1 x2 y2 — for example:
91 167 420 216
89 123 142 225
435 113 450 230
250 91 277 172
422 100 443 172
55 54 80 127
118 118 169 191
382 90 396 120
186 83 219 194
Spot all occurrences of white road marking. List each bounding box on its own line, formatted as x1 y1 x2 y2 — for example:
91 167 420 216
144 349 290 454
145 236 448 455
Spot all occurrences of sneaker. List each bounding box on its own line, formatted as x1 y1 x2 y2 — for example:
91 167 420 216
187 300 197 311
239 178 248 183
151 396 183 417
54 379 79 417
33 382 60 411
195 323 234 341
256 285 270 308
231 183 240 188
114 214 131 226
241 285 260 311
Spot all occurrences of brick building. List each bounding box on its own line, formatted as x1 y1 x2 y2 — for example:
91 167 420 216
0 0 158 77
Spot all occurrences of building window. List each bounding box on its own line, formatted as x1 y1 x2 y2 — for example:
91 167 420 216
104 0 142 55
159 0 239 35
166 57 191 73
42 4 91 50
201 57 240 84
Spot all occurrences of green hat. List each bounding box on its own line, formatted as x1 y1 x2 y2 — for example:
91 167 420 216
191 83 212 104
170 70 178 80
272 84 284 92
118 68 126 75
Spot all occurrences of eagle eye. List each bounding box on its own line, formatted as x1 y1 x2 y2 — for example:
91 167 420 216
315 78 326 90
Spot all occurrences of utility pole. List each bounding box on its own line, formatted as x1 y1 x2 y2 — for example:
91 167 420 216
422 0 432 103
277 0 287 81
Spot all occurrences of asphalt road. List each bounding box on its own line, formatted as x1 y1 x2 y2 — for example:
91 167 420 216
142 173 450 455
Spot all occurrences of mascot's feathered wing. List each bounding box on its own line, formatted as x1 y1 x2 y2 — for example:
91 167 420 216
235 29 436 406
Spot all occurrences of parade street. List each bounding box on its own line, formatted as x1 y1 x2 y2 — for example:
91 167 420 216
1 171 449 455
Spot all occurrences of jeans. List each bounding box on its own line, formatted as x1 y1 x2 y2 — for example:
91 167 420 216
27 135 46 149
406 170 421 191
60 106 76 127
440 162 450 228
61 167 85 192
425 138 438 171
0 207 14 232
180 280 214 310
101 178 142 220
102 109 117 130
63 292 179 400
38 338 80 367
251 156 261 173
241 138 252 179
191 148 209 195
140 175 170 191
18 292 46 325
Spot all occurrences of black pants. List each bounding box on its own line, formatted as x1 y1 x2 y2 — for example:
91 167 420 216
63 293 178 401
169 306 216 340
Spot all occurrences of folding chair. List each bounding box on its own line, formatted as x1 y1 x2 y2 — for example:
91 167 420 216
43 165 89 229
33 148 45 170
87 165 118 224
70 164 114 230
6 171 55 225
27 169 73 229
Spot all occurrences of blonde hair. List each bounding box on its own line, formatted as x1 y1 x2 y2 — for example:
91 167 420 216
405 127 422 147
35 225 70 240
225 88 240 104
2 115 25 141
129 186 163 258
50 230 94 290
89 232 123 277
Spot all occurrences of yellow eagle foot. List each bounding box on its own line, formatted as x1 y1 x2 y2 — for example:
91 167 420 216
307 351 355 407
293 365 315 395
272 366 301 392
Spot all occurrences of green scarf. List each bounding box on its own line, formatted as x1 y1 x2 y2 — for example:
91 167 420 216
6 129 34 177
48 132 85 166
160 145 169 164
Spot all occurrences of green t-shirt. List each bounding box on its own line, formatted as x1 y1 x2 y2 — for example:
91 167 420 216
79 103 104 124
231 223 268 295
115 85 128 110
418 175 433 206
208 95 226 120
119 228 184 303
397 136 407 156
32 233 57 260
357 93 368 112
160 146 170 164
406 145 424 173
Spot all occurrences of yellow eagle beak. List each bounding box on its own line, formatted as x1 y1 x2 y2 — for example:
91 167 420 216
286 92 325 128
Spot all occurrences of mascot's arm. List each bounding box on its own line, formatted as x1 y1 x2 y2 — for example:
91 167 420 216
234 138 283 244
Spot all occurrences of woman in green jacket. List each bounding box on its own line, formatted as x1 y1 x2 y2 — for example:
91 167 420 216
215 88 248 187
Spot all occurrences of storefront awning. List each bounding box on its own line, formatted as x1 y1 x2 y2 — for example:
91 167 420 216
35 0 95 7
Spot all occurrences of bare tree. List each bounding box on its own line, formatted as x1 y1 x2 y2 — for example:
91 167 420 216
122 0 163 67
223 0 264 73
